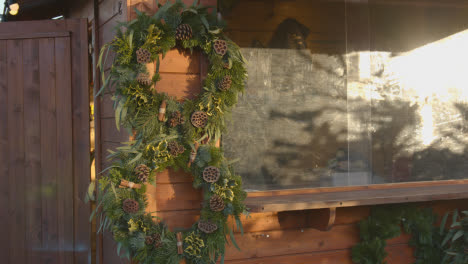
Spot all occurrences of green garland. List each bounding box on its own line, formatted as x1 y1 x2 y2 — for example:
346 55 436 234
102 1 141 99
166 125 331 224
90 1 248 263
352 205 468 264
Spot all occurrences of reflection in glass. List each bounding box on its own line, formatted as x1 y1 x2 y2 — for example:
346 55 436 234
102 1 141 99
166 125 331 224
221 0 468 191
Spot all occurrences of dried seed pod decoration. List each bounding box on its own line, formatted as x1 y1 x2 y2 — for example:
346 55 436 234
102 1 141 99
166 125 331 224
158 100 167 121
213 39 227 56
136 48 152 64
190 111 208 128
122 198 139 214
198 220 218 233
203 166 220 183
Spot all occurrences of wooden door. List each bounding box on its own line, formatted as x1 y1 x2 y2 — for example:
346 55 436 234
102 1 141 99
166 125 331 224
0 19 90 264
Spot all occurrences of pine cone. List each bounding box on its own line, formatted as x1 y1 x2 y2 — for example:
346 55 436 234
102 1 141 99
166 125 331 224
123 198 139 214
219 75 232 91
168 111 185 127
169 118 179 128
203 166 220 183
145 235 154 245
152 233 162 248
209 195 225 212
213 40 227 56
190 111 208 128
135 164 150 183
175 24 193 41
136 48 152 64
168 141 185 156
198 220 218 234
137 73 152 86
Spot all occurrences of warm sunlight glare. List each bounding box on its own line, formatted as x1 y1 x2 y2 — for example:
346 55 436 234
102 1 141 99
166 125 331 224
352 30 468 147
389 29 468 146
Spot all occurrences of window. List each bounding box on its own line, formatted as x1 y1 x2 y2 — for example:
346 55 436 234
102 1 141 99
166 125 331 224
222 0 468 191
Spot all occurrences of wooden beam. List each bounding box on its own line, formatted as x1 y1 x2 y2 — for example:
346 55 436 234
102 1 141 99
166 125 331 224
93 0 104 263
0 31 70 40
247 183 468 213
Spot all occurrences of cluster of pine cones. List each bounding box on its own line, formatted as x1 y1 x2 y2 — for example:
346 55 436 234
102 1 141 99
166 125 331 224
168 111 185 127
168 141 185 156
145 233 162 248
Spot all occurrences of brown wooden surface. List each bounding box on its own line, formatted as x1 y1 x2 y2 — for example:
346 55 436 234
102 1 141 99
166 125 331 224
55 36 74 263
0 31 70 40
0 40 8 262
226 243 413 264
246 183 468 212
23 38 42 264
247 179 468 197
7 37 27 264
0 19 90 264
40 36 60 263
70 0 468 263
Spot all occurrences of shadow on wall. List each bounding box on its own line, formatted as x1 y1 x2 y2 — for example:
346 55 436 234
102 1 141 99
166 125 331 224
224 46 468 190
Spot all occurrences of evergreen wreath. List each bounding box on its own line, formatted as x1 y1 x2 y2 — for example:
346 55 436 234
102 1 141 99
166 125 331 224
90 1 249 263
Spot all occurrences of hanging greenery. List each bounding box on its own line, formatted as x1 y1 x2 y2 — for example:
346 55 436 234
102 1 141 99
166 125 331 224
352 205 468 264
90 1 249 263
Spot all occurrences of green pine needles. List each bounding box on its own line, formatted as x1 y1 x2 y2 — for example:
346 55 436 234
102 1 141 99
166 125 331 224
91 1 249 263
352 205 468 264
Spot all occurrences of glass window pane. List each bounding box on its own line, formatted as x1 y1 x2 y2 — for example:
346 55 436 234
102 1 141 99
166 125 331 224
221 0 468 191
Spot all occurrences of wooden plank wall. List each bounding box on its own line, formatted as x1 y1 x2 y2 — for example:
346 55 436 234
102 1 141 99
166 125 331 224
0 19 90 264
218 1 468 263
68 0 468 263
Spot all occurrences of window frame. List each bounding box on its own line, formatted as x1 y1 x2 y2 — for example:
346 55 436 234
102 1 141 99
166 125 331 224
220 0 468 211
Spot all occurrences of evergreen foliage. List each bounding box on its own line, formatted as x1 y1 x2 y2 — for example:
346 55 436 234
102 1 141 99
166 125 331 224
91 1 248 263
352 205 468 264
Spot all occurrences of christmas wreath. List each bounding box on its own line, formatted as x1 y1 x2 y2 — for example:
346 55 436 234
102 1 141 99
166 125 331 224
90 1 248 263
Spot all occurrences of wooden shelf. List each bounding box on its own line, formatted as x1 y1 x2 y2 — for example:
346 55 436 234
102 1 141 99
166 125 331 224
246 183 468 213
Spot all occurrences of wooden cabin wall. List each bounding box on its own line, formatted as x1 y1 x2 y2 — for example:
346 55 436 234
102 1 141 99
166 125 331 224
69 0 468 263
218 1 468 263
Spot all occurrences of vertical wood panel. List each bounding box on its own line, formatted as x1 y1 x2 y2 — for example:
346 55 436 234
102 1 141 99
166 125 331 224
39 37 59 264
0 40 10 263
0 19 90 264
55 36 74 264
23 38 43 264
7 39 26 264
68 19 91 264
